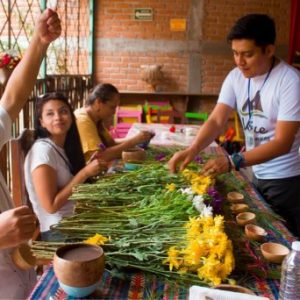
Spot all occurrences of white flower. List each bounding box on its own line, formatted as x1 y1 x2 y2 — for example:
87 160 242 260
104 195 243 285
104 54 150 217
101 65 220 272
192 195 205 212
200 206 213 217
180 187 194 200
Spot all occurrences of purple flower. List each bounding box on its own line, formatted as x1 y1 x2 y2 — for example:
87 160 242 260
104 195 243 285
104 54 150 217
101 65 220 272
98 143 106 151
194 155 203 164
155 153 166 161
206 187 223 214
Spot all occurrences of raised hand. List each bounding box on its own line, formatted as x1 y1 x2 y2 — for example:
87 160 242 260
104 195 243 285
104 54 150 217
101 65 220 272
0 206 37 249
34 8 62 45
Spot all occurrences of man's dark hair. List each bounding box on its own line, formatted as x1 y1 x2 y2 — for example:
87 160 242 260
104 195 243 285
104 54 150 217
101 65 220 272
227 14 276 47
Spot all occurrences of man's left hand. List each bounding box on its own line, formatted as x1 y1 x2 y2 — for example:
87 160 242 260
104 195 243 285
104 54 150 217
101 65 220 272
202 156 230 176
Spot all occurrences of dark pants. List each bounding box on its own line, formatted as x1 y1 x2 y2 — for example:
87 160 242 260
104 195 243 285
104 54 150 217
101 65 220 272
253 175 300 238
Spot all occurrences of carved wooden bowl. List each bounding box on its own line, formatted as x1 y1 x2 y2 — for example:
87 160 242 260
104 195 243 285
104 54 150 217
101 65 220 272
53 243 105 297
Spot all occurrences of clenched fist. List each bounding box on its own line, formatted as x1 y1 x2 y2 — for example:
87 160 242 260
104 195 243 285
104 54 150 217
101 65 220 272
0 206 37 249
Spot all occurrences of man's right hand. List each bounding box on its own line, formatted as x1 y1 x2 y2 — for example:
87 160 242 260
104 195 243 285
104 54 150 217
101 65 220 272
0 206 37 249
168 147 197 173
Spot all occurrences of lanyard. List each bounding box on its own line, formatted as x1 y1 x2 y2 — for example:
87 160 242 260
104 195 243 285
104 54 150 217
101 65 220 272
246 56 275 127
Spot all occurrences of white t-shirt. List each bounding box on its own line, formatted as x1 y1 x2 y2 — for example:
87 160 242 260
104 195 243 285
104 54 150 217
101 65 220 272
24 138 75 232
0 105 36 299
218 60 300 179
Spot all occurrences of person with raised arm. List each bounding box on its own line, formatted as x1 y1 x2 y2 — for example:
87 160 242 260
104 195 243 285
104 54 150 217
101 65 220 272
0 8 61 298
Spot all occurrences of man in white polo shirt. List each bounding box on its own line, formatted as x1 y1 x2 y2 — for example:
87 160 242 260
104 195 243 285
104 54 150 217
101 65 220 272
169 14 300 237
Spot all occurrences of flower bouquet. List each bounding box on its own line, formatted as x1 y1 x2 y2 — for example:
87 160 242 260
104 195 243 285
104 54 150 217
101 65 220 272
32 162 234 287
0 50 21 85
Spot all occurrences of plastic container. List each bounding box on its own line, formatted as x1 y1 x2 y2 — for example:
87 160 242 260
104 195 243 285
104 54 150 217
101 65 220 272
279 241 300 300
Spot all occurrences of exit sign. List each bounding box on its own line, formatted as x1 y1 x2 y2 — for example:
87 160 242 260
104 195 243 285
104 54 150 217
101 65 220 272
134 8 153 21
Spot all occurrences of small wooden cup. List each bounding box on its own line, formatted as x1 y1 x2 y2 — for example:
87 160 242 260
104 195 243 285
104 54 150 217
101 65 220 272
260 242 290 264
227 191 244 203
230 203 249 214
236 212 256 226
245 224 267 241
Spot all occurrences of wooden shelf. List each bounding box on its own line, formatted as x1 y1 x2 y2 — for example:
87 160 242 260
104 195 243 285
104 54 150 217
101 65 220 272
119 91 218 114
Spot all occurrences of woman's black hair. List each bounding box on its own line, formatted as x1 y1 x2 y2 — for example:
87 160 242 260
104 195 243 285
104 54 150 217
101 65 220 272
85 83 119 106
227 14 276 47
34 92 86 175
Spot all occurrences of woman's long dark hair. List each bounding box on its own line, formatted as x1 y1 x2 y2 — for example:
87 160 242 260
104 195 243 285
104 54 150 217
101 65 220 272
34 92 86 175
85 83 119 106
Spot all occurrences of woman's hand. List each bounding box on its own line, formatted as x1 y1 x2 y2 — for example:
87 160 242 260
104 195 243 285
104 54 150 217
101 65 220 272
134 130 154 144
84 159 108 177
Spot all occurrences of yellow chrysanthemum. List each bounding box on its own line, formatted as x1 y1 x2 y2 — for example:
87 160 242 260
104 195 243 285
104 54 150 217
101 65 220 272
84 233 109 245
182 170 214 196
163 216 235 286
165 183 176 191
163 246 182 271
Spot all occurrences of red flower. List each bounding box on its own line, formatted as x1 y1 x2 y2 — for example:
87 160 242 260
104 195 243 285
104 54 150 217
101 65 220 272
169 125 176 133
0 52 21 69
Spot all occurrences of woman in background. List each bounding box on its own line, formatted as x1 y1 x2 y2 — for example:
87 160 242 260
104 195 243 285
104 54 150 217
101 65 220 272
75 83 153 162
24 93 107 237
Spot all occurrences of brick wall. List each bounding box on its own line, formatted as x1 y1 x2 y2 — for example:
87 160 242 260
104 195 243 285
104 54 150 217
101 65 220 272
94 0 191 92
94 0 291 95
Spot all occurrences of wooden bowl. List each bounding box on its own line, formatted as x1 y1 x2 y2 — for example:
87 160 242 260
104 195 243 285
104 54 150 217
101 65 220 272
245 224 267 241
11 243 37 270
122 147 146 163
53 243 105 297
260 242 290 264
214 284 255 295
230 203 249 214
236 212 256 226
227 192 244 203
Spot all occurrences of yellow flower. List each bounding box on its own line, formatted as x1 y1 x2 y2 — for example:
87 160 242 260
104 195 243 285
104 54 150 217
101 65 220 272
163 246 182 271
163 216 235 286
84 233 109 245
182 170 214 196
165 183 176 191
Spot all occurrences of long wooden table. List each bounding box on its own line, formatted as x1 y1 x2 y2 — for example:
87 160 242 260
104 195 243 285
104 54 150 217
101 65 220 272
28 124 296 300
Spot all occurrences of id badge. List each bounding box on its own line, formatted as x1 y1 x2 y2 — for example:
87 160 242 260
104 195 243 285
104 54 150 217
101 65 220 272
245 131 255 150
